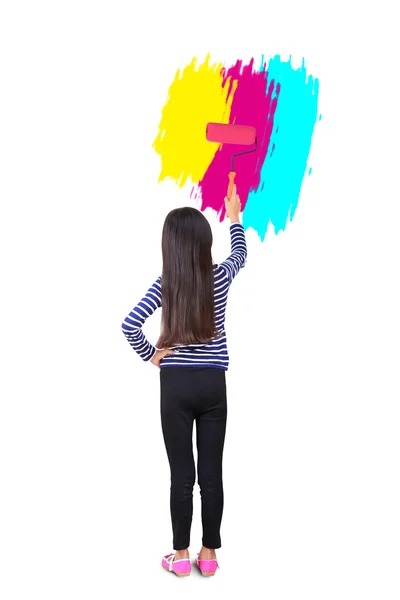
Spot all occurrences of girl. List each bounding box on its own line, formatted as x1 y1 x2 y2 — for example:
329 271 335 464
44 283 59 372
121 186 247 577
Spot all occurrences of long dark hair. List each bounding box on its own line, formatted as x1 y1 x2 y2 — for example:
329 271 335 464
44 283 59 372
156 207 219 348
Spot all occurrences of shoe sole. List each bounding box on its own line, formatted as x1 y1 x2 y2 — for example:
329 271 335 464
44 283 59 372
162 565 190 577
195 563 217 577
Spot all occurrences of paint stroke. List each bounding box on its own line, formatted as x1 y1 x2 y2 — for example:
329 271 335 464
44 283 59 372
153 54 238 187
194 59 279 220
243 56 320 239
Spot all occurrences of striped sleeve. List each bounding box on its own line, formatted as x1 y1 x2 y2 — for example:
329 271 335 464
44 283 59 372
219 223 247 283
121 277 162 362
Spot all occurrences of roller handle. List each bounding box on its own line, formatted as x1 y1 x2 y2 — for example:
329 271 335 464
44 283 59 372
226 172 236 218
227 172 236 199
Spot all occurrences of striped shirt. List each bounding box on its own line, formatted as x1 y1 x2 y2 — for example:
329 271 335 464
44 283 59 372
121 222 247 370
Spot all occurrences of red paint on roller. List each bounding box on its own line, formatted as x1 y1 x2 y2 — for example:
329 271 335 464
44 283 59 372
206 123 256 146
206 122 258 203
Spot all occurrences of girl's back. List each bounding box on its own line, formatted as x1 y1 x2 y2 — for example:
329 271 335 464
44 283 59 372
121 222 247 370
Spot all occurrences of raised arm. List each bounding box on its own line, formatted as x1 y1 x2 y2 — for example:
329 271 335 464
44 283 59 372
219 223 247 283
219 185 247 283
121 277 162 361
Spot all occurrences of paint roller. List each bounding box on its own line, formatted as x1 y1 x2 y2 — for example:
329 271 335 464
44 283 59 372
206 122 258 201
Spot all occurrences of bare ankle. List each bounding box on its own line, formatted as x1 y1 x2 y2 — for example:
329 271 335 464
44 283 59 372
174 548 189 560
199 546 216 559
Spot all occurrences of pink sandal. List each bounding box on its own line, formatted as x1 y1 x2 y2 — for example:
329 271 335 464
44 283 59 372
194 553 219 576
162 553 191 577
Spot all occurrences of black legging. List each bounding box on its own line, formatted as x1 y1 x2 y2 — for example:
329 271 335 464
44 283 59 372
160 367 227 551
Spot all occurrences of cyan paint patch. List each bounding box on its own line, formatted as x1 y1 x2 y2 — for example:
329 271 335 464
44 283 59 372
243 55 320 240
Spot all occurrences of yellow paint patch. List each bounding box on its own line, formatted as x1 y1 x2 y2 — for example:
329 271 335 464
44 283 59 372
153 54 237 187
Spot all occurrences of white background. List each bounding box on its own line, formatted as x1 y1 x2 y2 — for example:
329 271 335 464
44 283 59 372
1 1 399 599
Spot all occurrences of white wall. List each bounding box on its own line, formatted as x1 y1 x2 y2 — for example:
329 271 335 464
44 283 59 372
1 1 399 599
